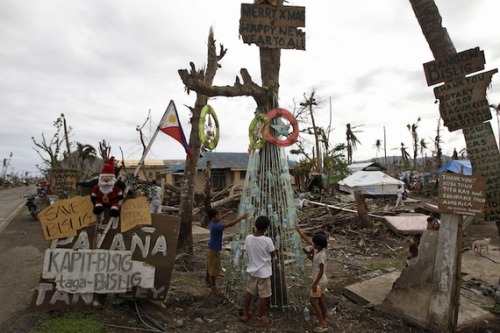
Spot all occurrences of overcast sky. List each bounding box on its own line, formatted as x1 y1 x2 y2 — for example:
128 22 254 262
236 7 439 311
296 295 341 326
1 0 499 178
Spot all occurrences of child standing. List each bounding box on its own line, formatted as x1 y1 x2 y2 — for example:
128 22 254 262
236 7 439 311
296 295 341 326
206 208 248 294
395 184 405 208
241 216 276 328
296 225 329 333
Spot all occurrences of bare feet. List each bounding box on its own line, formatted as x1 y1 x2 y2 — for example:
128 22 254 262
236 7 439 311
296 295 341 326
254 316 271 327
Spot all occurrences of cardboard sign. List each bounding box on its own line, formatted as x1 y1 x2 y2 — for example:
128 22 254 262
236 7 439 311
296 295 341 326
438 173 486 217
423 47 485 86
463 123 500 221
42 249 155 293
38 196 96 240
50 169 78 193
240 4 305 50
120 196 152 232
433 69 497 131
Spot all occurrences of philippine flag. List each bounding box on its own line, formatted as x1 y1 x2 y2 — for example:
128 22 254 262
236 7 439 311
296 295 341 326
159 100 193 158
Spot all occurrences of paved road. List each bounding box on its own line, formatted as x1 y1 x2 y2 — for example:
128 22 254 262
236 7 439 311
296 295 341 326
0 185 34 233
0 186 46 330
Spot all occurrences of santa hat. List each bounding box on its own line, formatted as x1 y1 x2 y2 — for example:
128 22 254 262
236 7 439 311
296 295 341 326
100 156 116 176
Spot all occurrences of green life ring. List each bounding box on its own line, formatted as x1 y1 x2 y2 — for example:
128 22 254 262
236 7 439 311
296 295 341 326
248 113 270 149
199 105 220 150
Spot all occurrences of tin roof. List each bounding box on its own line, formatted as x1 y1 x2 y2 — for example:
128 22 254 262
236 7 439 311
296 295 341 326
163 151 297 173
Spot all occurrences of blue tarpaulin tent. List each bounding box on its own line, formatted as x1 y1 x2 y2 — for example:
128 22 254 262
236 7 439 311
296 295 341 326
434 160 472 175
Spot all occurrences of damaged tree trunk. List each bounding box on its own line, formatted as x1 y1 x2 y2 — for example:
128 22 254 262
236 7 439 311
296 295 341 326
202 160 212 228
176 28 227 254
354 190 373 228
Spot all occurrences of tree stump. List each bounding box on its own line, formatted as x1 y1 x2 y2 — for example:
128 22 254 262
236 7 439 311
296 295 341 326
354 190 373 228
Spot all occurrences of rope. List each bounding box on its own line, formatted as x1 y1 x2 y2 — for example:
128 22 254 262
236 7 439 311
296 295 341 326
223 141 310 310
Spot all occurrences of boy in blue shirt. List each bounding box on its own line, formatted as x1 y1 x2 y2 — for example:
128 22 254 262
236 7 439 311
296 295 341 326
206 208 248 294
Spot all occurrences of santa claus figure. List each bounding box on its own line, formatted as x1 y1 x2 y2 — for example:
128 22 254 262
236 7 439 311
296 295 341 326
91 157 123 217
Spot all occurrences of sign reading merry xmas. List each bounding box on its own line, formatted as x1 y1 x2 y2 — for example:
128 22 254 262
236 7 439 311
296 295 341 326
239 3 305 50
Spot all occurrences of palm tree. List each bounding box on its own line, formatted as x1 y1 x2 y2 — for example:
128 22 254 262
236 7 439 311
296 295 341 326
400 142 411 168
434 118 443 168
407 117 421 169
346 123 362 164
76 142 97 180
374 139 382 158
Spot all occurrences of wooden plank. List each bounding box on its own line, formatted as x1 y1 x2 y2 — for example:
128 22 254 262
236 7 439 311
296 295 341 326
423 47 485 86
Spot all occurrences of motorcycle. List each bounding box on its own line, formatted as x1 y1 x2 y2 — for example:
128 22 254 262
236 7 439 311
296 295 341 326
25 195 38 221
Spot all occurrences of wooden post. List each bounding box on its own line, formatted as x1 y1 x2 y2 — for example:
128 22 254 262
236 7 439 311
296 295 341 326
428 214 461 332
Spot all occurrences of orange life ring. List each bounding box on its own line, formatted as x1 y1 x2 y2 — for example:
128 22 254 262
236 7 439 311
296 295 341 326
266 108 299 147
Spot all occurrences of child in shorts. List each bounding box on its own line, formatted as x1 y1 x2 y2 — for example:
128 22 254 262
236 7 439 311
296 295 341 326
206 208 248 294
240 216 276 328
296 225 329 333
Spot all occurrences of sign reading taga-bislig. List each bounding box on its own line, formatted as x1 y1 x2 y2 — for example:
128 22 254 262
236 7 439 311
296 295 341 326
438 173 486 217
239 4 305 50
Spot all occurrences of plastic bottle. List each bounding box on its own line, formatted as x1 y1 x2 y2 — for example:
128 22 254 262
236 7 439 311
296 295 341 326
303 307 310 321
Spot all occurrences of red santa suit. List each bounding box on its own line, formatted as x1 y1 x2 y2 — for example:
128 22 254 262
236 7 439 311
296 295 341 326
91 157 123 217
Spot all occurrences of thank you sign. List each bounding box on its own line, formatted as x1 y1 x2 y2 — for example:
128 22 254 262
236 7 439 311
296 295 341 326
438 173 486 217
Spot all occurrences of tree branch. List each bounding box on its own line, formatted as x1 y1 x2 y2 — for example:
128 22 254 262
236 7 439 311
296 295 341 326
178 66 267 102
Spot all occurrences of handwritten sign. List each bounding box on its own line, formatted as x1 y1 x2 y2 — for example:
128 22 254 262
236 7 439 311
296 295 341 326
463 123 500 220
120 196 151 232
50 169 78 193
240 4 305 50
38 196 96 240
32 214 181 309
423 47 485 86
433 69 497 131
438 173 486 217
42 249 155 293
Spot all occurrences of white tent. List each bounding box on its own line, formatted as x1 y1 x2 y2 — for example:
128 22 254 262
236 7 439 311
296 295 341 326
338 170 404 195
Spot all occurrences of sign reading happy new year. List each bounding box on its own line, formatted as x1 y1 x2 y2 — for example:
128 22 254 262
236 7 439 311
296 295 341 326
239 3 305 50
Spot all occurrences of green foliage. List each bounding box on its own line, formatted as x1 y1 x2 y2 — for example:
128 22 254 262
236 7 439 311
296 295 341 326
30 310 107 333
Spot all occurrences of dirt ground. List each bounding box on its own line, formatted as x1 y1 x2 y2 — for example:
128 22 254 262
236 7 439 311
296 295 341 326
1 193 499 333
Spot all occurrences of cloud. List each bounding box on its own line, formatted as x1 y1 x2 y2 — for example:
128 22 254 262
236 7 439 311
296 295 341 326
1 0 499 177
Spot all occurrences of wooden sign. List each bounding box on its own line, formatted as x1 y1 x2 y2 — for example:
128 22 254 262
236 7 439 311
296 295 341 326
31 214 181 309
463 123 500 221
240 4 305 50
120 196 152 232
50 169 78 193
423 47 485 86
433 69 497 131
38 195 96 240
438 173 486 217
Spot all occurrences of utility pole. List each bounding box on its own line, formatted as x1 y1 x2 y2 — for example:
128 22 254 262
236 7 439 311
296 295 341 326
1 152 12 179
